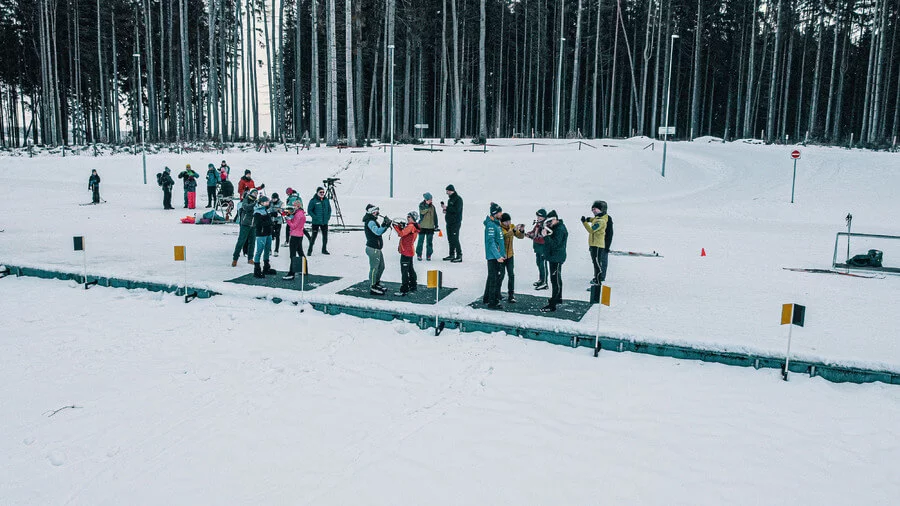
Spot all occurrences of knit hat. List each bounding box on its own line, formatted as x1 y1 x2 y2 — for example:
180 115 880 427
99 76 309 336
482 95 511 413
249 188 258 195
271 192 280 200
423 192 433 201
446 184 456 192
244 169 251 175
286 187 295 195
546 210 558 220
164 166 171 173
317 186 325 193
185 164 191 168
490 202 502 215
536 208 547 218
500 213 511 223
208 163 215 169
366 204 379 214
258 196 269 204
408 211 419 222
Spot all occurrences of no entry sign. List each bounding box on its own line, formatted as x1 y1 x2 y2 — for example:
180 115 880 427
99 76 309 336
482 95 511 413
791 149 801 159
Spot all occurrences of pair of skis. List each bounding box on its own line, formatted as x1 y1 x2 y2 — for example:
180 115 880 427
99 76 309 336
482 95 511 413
782 267 884 279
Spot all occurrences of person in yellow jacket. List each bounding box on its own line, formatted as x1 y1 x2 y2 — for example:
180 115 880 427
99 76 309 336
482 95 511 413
499 213 526 303
581 201 609 285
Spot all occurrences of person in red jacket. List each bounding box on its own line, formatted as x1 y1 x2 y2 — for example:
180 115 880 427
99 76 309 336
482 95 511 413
237 169 256 198
392 211 421 296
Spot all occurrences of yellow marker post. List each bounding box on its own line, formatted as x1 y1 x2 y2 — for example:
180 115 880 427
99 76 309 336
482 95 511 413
427 270 443 335
594 285 611 356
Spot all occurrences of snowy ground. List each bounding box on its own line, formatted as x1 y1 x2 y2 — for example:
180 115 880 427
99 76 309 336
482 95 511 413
1 138 899 369
2 276 900 505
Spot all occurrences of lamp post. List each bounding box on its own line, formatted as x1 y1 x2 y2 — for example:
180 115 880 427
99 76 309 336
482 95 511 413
388 44 395 198
554 37 565 139
661 34 679 178
133 53 147 184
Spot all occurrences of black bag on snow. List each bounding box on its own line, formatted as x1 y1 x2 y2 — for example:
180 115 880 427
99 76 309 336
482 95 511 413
848 249 883 268
156 172 164 187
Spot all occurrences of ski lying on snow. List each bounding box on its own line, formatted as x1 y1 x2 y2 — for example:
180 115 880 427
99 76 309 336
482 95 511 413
783 267 883 279
79 201 107 206
610 250 662 258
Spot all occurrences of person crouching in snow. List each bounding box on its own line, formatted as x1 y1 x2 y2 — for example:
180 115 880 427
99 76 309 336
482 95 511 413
88 169 101 203
252 196 279 278
499 213 526 303
282 200 307 281
392 212 421 296
363 204 391 295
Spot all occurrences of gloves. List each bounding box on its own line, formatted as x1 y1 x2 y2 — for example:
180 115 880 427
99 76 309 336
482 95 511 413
383 217 392 228
581 216 587 223
258 183 265 190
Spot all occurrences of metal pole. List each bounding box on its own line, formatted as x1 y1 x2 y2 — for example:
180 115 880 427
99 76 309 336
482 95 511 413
134 53 147 184
389 45 395 198
791 158 797 203
661 34 679 177
783 324 793 381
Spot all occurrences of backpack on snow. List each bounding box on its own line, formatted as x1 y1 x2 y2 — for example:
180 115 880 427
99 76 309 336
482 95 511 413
848 249 883 268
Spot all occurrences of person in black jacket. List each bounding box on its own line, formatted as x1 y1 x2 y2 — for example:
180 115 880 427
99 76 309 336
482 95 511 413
441 184 464 262
157 167 175 209
252 196 280 278
231 189 258 266
541 210 568 312
88 169 101 203
363 204 391 295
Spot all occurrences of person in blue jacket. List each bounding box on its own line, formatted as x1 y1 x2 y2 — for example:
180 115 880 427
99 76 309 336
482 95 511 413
482 202 506 309
306 186 332 255
363 204 391 295
205 164 219 208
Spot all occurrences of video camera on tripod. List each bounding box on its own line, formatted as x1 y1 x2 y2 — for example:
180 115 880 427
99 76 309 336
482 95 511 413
323 177 341 186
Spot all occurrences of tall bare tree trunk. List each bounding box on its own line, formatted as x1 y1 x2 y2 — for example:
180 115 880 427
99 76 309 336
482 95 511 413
451 0 461 139
345 0 357 145
311 0 320 145
807 2 824 139
690 0 703 140
326 0 338 144
765 0 782 143
742 0 758 138
179 0 193 139
478 0 487 140
568 0 583 135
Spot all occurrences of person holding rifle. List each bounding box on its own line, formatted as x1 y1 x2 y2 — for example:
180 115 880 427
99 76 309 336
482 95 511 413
363 204 391 295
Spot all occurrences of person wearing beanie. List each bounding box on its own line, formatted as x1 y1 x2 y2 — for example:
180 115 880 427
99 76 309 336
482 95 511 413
157 167 175 209
416 192 440 261
237 169 256 198
482 202 506 309
282 199 308 281
441 184 464 262
232 188 258 267
251 195 279 278
284 188 303 243
499 212 526 303
219 160 231 181
88 169 102 204
541 210 568 312
582 200 610 286
525 208 549 290
363 204 391 295
178 164 199 209
269 192 284 257
307 186 332 255
392 211 421 296
205 163 219 208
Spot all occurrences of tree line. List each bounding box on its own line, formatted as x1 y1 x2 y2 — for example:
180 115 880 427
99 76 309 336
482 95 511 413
0 0 898 149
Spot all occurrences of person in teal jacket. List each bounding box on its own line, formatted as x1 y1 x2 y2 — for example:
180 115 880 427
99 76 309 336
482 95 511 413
205 164 219 208
481 202 506 309
306 186 332 255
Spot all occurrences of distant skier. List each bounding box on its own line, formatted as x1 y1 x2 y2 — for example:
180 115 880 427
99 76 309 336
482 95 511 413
416 192 439 261
157 167 175 209
392 211 421 296
541 210 568 313
499 212 526 303
177 164 199 209
363 204 391 295
205 164 219 208
441 184 463 262
88 169 101 204
307 186 332 255
482 203 506 309
582 200 611 286
525 208 549 290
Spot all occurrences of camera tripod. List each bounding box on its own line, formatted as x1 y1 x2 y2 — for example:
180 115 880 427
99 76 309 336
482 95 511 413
323 178 345 227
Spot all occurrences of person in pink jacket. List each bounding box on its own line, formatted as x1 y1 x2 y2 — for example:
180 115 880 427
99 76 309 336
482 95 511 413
282 202 308 280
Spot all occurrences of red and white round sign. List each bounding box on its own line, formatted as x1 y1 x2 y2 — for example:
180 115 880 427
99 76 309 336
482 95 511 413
791 150 801 159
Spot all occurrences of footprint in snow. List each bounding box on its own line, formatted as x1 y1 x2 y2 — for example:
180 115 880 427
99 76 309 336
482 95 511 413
48 450 67 466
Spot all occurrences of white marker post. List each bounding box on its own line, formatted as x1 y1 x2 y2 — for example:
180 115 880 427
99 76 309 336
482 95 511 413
780 303 806 381
175 246 196 303
73 236 91 289
593 285 611 357
428 270 444 335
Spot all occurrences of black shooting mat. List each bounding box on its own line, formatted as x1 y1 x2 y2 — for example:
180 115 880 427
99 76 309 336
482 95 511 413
226 272 341 291
468 292 592 321
337 281 457 303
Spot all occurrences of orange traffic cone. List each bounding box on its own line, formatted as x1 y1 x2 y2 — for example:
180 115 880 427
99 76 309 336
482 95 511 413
701 248 707 257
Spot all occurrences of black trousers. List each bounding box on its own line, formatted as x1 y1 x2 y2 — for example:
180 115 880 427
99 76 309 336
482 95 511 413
207 186 216 206
92 186 100 203
308 224 328 252
163 187 172 209
497 256 515 295
548 262 563 307
590 246 604 284
447 222 462 257
483 259 504 306
272 224 282 252
287 235 306 275
400 255 418 292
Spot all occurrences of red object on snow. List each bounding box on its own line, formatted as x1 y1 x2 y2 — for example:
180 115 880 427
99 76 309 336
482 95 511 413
181 216 196 224
791 150 801 159
701 248 707 257
187 192 196 209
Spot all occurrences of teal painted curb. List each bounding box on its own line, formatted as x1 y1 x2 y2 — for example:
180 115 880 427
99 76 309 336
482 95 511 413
4 265 218 300
4 264 898 386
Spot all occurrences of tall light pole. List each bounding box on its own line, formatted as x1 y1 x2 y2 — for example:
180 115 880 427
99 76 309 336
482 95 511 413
133 53 147 184
388 44 395 198
554 37 565 138
661 34 679 178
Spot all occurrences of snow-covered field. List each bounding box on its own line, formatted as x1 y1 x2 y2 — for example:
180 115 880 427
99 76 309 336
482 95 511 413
2 276 899 505
2 139 900 503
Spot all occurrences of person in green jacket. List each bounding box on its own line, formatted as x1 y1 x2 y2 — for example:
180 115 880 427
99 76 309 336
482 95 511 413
581 200 610 286
416 192 440 261
542 210 568 312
